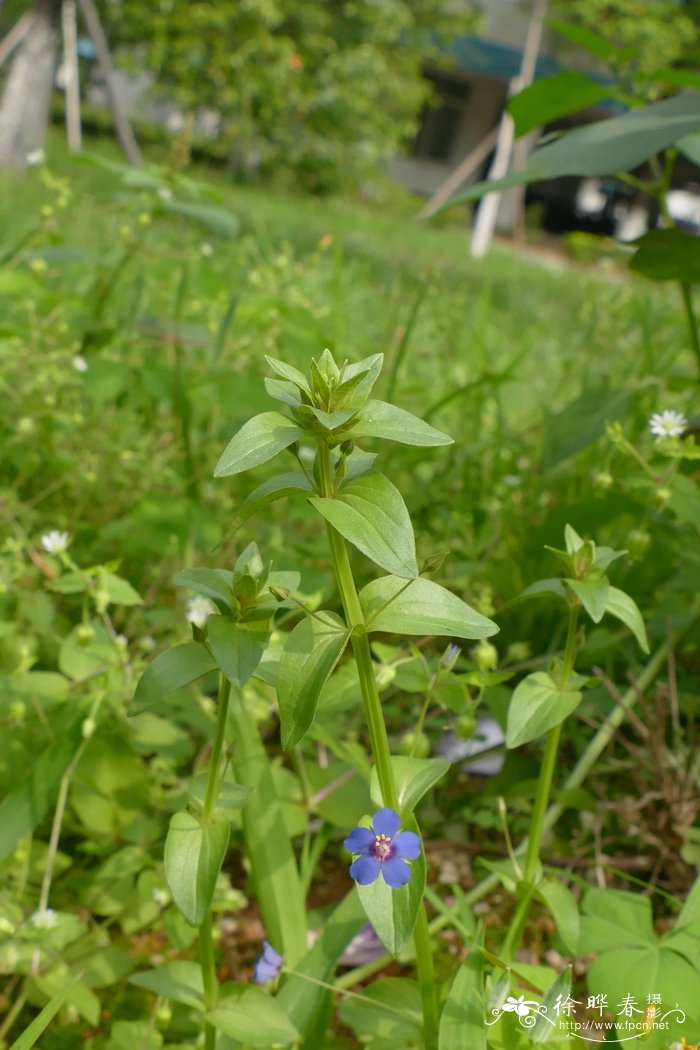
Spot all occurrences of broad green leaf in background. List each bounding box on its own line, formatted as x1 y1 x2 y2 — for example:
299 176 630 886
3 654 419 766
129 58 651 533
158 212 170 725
207 617 269 687
230 699 307 965
669 473 700 528
370 756 451 818
278 611 349 749
439 941 486 1050
508 72 613 138
163 811 230 926
277 891 366 1040
545 17 619 62
630 228 700 283
206 985 300 1047
162 199 240 239
131 642 217 715
360 575 498 639
605 587 649 653
541 385 633 470
98 571 144 606
566 577 610 623
174 567 234 608
536 881 580 955
679 128 700 164
0 712 82 862
355 820 425 955
446 92 700 207
339 977 423 1046
506 672 582 749
579 889 656 952
310 472 418 579
214 411 304 477
343 399 453 447
129 961 204 1010
105 1020 163 1050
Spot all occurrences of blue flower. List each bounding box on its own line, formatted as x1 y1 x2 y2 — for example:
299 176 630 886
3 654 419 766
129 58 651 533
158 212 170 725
252 940 283 984
344 807 421 889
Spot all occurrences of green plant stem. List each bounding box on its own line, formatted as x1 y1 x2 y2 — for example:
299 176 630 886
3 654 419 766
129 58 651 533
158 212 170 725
317 440 439 1050
680 281 700 380
200 674 231 1049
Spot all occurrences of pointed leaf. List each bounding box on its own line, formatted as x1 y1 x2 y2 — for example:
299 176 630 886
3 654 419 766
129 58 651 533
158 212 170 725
278 611 349 748
343 399 453 447
508 72 613 138
360 575 497 640
537 881 580 955
447 91 700 206
8 973 83 1050
264 355 312 396
439 939 486 1050
370 756 450 818
506 671 582 749
605 586 649 653
206 985 300 1047
531 969 572 1043
129 962 204 1010
566 577 610 624
164 811 230 926
310 472 418 579
214 412 304 477
339 977 423 1044
579 888 656 951
355 819 425 955
207 616 269 687
132 642 217 715
630 228 700 284
174 567 234 609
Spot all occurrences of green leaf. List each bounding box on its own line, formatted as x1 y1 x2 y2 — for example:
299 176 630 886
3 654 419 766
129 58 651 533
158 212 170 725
129 962 204 1010
278 611 349 749
587 945 700 1022
207 617 269 687
542 385 632 469
355 819 425 956
105 1020 163 1050
0 712 82 862
229 470 314 531
230 699 307 965
630 228 700 283
566 577 610 624
206 985 300 1046
8 973 83 1050
506 672 582 749
536 881 580 954
579 888 656 951
131 642 217 716
339 977 423 1045
214 411 304 477
447 91 700 206
163 811 230 926
509 577 567 605
439 939 486 1050
99 571 143 606
668 473 700 527
370 756 450 818
343 399 453 447
309 472 418 579
265 355 312 397
531 969 572 1044
162 199 239 239
545 17 619 61
174 567 234 608
360 575 498 640
508 72 612 138
277 891 366 1039
679 128 700 164
188 773 251 820
605 586 649 653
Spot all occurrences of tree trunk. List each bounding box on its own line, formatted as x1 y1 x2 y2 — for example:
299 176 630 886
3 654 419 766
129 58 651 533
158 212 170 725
0 0 62 169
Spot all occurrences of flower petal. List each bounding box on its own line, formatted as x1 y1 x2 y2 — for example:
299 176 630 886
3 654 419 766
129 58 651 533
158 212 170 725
381 856 411 888
349 854 381 885
253 941 283 984
392 830 421 860
372 807 400 838
344 826 375 854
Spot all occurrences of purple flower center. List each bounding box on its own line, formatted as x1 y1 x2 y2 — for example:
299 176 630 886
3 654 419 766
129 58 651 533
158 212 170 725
372 833 393 860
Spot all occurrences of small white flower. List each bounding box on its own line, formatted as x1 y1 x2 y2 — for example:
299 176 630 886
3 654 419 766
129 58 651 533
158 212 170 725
199 241 213 257
186 595 215 628
30 908 58 930
503 995 532 1017
41 530 70 554
649 410 687 438
157 186 173 202
72 354 88 373
152 887 170 907
26 148 46 167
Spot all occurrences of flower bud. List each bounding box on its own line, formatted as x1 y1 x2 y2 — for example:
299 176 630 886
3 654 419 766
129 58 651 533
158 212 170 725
593 471 613 493
456 714 477 739
9 701 26 724
81 717 96 739
76 624 95 646
400 731 430 758
626 528 651 559
374 665 395 690
474 640 498 672
654 487 671 508
440 644 461 672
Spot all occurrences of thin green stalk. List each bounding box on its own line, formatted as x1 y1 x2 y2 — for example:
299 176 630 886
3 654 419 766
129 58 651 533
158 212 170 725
200 674 231 1049
316 440 439 1050
680 281 700 380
